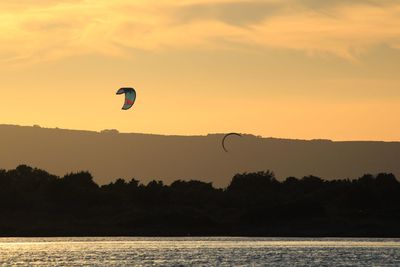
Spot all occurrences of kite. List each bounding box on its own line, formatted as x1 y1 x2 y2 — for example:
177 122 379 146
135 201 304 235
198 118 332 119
222 133 242 152
116 87 136 110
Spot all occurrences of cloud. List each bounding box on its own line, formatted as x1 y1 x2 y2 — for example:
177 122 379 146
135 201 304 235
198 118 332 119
175 1 283 26
1 0 400 65
299 0 395 9
0 0 84 11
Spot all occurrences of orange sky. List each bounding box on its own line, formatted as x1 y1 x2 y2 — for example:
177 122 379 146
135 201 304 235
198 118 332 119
0 0 399 141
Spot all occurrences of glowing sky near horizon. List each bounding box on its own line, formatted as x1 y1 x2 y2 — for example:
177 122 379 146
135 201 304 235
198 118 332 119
0 0 399 140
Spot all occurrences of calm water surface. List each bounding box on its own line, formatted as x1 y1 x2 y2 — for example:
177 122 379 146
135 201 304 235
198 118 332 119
1 237 400 266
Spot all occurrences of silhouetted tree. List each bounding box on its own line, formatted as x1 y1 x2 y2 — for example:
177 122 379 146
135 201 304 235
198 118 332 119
0 165 400 237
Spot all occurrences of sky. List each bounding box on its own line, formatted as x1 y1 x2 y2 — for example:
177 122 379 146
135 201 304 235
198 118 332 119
0 0 399 141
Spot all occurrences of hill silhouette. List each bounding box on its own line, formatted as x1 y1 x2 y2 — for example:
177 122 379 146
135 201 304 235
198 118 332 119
0 124 399 187
0 165 399 237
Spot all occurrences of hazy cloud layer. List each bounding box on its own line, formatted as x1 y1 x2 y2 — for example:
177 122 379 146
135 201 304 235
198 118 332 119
175 1 283 25
1 0 400 64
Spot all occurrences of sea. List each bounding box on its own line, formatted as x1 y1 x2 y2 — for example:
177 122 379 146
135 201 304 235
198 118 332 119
1 237 400 266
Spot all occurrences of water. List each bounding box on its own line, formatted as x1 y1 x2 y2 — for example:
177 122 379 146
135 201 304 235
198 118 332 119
1 237 400 266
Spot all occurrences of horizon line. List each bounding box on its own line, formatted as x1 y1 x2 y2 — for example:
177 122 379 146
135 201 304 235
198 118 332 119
1 123 399 143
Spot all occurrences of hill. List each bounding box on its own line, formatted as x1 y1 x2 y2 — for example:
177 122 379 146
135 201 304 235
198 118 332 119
0 124 399 187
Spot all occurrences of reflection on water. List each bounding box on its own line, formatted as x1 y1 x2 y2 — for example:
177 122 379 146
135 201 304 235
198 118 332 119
1 237 400 266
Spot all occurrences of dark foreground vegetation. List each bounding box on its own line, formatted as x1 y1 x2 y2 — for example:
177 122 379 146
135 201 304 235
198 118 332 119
1 165 400 237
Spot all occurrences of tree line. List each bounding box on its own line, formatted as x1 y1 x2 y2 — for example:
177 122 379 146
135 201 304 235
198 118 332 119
0 165 399 237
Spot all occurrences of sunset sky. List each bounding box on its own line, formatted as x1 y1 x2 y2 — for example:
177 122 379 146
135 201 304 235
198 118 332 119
0 0 399 141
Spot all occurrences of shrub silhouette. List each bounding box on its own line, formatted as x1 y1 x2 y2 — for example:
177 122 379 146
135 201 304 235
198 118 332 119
0 165 399 237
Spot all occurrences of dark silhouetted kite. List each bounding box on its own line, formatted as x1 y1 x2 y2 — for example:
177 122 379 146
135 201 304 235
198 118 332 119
222 132 242 152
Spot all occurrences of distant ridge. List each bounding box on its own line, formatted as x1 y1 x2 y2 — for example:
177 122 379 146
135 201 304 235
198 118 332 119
0 124 399 187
